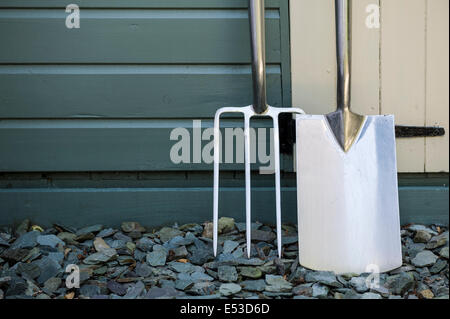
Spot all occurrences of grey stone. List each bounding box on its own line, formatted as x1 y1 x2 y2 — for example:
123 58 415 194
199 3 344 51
76 224 103 237
407 243 426 258
135 262 152 278
11 231 39 249
5 276 27 296
411 250 439 267
190 248 213 265
175 279 194 291
35 256 62 285
80 285 101 297
93 266 107 276
340 273 359 280
113 232 132 242
47 252 64 265
0 276 11 287
188 282 216 296
240 279 266 292
109 239 127 250
134 249 146 262
145 286 183 299
343 289 362 299
361 292 382 299
43 277 62 293
57 232 78 245
349 277 369 293
169 262 196 274
236 258 265 266
107 281 127 296
263 291 293 298
385 272 415 295
36 235 65 248
407 225 438 235
157 227 183 243
239 267 262 279
236 222 262 233
83 248 117 265
439 246 449 259
430 259 447 274
305 271 342 288
293 284 313 297
218 217 235 234
123 281 145 299
21 247 42 263
390 265 416 275
171 246 189 259
251 230 276 242
294 295 315 299
275 236 298 247
414 230 432 243
97 228 116 238
223 240 239 254
17 262 41 279
168 233 196 247
426 232 449 249
220 283 241 296
121 222 146 233
146 250 167 267
371 285 390 297
0 235 10 247
218 266 238 282
179 223 203 234
190 271 214 282
75 233 95 242
311 283 329 299
265 275 292 292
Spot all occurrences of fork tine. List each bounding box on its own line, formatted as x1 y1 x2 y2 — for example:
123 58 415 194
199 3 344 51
213 111 221 257
272 114 282 258
244 112 252 258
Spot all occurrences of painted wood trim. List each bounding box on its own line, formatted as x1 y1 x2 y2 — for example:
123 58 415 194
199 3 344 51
0 119 279 172
425 0 449 172
0 66 283 118
381 0 427 173
0 0 283 9
0 9 282 64
0 185 447 228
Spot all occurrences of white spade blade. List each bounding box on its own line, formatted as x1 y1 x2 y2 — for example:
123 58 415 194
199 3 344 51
295 114 402 274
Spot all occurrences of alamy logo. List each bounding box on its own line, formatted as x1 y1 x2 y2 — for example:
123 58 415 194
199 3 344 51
365 264 380 289
66 4 80 29
170 120 275 174
65 264 80 289
365 4 380 29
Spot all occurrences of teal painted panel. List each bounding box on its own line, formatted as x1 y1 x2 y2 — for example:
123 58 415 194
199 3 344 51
0 9 281 64
0 185 447 228
0 65 282 118
0 119 278 172
0 1 292 172
398 187 449 226
0 0 282 9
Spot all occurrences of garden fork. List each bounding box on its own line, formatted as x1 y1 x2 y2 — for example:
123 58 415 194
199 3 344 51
213 0 306 258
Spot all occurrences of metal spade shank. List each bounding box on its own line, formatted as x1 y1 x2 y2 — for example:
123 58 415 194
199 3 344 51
295 0 402 274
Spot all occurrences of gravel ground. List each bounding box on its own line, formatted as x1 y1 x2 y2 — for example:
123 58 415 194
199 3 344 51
0 218 448 299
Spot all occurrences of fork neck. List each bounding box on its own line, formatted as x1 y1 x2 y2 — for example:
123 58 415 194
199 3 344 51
249 0 268 114
335 0 352 112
